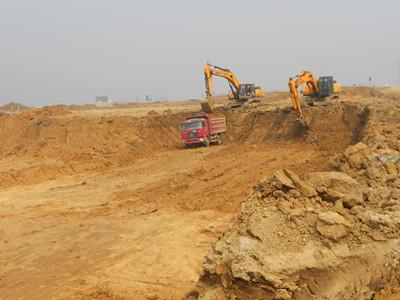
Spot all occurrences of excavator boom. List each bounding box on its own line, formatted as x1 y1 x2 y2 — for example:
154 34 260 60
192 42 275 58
202 63 265 112
204 63 241 99
288 79 304 123
202 63 241 112
288 71 341 128
288 71 319 127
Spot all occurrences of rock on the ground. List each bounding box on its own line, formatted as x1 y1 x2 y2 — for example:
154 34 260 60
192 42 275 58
272 169 317 197
304 172 364 208
316 211 351 240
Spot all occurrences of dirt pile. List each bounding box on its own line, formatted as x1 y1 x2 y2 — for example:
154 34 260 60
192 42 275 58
0 101 30 112
187 101 400 299
0 102 367 189
331 101 400 211
0 108 186 158
341 87 383 98
188 171 400 299
0 101 367 161
0 107 185 187
223 102 368 153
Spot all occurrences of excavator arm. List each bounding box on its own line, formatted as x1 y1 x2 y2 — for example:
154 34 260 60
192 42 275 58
288 71 319 126
204 63 241 99
202 63 265 112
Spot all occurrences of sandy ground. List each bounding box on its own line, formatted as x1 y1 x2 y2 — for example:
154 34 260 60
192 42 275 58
0 88 397 299
0 145 323 299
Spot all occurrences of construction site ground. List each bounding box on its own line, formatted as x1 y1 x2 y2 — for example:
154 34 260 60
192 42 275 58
0 87 399 299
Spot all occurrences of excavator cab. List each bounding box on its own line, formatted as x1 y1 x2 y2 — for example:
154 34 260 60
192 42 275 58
318 76 335 97
238 83 257 99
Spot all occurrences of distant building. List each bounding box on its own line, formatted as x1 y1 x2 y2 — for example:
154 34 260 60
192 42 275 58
95 96 113 107
145 94 153 102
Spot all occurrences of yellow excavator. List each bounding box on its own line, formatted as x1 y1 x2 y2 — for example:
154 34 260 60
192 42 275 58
202 63 265 112
288 71 341 126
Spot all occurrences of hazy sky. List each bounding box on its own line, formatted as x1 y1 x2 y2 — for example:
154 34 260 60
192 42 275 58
0 0 399 106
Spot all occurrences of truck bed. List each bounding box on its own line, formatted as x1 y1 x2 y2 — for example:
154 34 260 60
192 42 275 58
209 116 226 134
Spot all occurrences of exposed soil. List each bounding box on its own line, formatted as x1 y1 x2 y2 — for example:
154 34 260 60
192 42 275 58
0 87 398 299
0 101 30 113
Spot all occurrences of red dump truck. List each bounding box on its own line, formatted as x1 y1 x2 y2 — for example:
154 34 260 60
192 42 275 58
180 114 226 147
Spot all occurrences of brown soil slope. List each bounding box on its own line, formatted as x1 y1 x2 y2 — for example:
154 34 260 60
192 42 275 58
187 95 400 299
0 88 395 299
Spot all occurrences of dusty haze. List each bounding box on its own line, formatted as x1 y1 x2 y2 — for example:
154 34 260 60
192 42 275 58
0 0 399 106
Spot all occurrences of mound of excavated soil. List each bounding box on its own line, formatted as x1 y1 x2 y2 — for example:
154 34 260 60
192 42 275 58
341 87 383 98
0 107 187 187
0 102 30 112
0 102 368 190
0 107 182 158
223 102 369 153
187 100 400 299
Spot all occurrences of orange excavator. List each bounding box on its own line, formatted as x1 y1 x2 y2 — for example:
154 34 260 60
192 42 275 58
288 71 341 126
202 63 265 112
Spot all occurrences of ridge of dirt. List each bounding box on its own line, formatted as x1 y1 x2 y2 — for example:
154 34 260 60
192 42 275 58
0 102 367 191
0 101 30 112
341 86 383 98
187 99 400 299
0 108 186 187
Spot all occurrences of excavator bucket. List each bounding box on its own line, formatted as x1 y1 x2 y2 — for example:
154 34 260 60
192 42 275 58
296 117 309 130
228 101 242 109
201 98 214 113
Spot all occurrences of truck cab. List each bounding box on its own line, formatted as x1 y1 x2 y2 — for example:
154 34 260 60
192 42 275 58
181 117 209 146
180 114 226 147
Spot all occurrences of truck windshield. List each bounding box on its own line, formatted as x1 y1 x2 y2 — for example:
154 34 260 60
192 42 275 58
182 121 203 130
